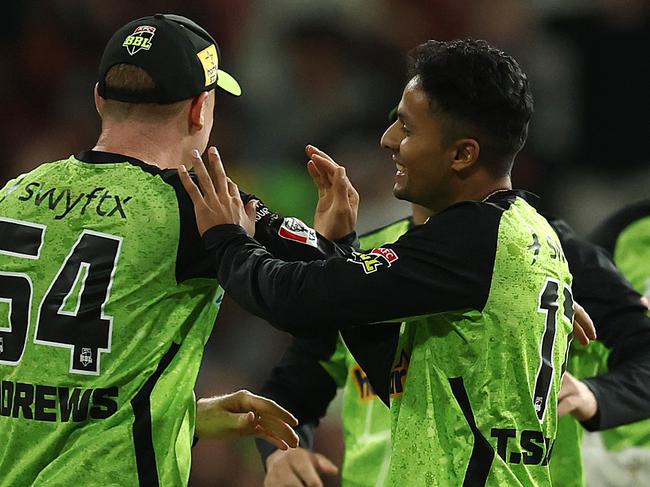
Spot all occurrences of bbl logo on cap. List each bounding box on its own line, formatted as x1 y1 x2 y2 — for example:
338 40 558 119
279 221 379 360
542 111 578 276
122 25 156 55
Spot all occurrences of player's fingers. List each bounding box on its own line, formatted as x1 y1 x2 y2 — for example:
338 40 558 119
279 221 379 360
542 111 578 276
307 159 332 189
226 177 241 201
558 373 575 401
573 324 589 347
291 454 324 487
557 395 577 417
190 150 218 202
255 424 291 451
178 166 206 206
313 453 339 475
311 154 340 183
348 184 360 208
239 392 299 427
573 302 596 341
207 146 230 197
306 145 338 166
307 160 328 191
257 415 300 448
235 410 257 433
245 199 258 222
333 168 351 207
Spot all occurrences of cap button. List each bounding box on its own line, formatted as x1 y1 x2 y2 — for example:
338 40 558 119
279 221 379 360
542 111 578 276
154 13 165 19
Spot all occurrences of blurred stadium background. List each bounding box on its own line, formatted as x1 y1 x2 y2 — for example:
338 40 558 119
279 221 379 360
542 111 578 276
1 1 648 485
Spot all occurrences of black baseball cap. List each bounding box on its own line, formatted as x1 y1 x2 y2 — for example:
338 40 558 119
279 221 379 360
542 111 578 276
98 13 241 103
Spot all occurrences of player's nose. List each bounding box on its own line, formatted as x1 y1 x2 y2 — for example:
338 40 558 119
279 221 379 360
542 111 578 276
381 121 401 152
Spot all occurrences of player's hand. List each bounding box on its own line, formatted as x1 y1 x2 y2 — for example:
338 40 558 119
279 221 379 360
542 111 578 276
195 390 300 450
264 447 339 487
179 147 257 237
306 145 359 241
558 372 598 421
572 302 597 346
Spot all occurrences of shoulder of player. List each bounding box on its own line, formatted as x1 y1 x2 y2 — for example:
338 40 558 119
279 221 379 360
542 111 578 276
417 198 508 237
590 199 650 254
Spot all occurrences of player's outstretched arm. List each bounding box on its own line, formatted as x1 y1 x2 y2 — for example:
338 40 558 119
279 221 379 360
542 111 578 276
195 390 300 450
180 143 497 331
552 218 650 430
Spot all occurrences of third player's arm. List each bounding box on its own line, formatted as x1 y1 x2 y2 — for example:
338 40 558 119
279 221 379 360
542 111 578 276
255 333 341 457
553 219 650 430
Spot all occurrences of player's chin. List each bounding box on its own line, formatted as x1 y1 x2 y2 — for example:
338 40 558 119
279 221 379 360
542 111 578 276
393 184 409 201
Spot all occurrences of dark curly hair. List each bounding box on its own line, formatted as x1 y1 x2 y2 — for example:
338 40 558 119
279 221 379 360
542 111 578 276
408 39 534 175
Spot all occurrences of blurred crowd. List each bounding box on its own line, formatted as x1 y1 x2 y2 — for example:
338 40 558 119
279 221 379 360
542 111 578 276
1 1 648 485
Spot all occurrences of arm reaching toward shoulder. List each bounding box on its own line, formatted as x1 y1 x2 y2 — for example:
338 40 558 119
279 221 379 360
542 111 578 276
180 147 498 331
179 147 257 236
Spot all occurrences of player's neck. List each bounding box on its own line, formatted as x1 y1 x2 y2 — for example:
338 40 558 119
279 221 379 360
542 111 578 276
94 125 187 170
446 173 513 209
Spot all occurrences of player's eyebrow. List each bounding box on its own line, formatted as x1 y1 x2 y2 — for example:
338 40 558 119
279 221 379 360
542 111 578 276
396 111 412 126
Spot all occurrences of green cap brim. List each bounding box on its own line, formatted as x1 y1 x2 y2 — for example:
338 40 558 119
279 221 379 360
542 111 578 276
217 69 242 96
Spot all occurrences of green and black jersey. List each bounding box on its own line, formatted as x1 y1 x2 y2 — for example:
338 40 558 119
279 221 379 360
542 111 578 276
207 191 574 486
0 150 353 487
256 214 650 487
0 150 221 486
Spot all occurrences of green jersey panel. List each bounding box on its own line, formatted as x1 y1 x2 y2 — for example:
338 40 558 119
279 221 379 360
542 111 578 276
0 153 221 486
389 198 573 486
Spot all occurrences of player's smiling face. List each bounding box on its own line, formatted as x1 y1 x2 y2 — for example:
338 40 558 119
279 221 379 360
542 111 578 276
381 77 456 211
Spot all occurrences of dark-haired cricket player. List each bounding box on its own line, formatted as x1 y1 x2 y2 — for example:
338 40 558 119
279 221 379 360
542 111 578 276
181 40 597 485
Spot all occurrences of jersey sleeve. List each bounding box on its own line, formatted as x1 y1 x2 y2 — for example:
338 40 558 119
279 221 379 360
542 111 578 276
239 190 358 261
202 201 500 334
552 219 650 430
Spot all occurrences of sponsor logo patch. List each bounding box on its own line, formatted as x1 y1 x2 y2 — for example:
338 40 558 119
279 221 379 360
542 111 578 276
389 351 410 398
197 44 219 86
123 25 156 55
347 247 399 274
278 217 318 248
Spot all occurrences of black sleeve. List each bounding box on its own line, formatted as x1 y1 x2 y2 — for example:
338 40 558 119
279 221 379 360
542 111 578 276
239 191 358 261
202 201 500 334
551 219 650 430
254 332 340 464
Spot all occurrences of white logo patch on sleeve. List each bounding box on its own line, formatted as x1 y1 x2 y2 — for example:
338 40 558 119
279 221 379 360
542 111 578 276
278 217 318 248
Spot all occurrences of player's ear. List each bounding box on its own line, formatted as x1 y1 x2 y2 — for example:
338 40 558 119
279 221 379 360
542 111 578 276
189 92 209 133
94 83 104 117
450 138 480 173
